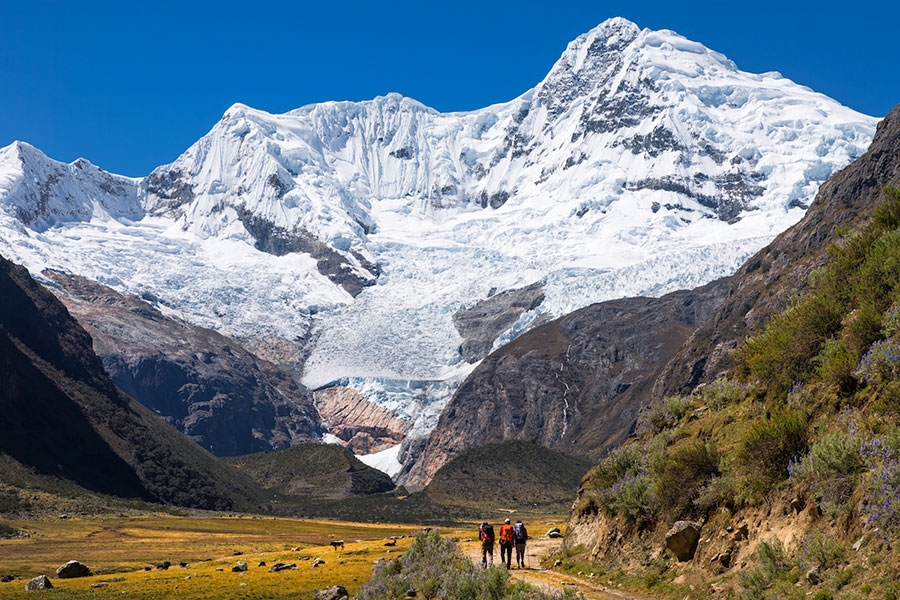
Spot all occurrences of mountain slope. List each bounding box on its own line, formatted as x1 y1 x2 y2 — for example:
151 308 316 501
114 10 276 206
0 18 876 472
42 270 323 456
563 102 900 600
225 443 395 499
0 255 264 510
404 277 730 488
654 101 900 399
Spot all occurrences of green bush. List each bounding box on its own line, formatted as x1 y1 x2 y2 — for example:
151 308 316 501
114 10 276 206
789 429 864 515
637 396 691 434
699 379 745 410
739 539 794 600
592 444 643 491
654 441 719 519
737 410 809 497
693 474 737 514
736 292 845 395
602 471 656 527
815 338 859 396
799 531 847 572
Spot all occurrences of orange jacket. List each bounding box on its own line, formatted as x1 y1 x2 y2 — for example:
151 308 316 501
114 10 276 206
499 523 514 544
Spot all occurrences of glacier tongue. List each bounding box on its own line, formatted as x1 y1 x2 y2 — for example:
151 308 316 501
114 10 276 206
0 17 878 467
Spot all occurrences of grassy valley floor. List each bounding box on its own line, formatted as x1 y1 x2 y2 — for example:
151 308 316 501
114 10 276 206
0 513 604 599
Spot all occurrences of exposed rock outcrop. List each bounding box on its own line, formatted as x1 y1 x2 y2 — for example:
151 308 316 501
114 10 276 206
452 282 545 362
665 521 702 561
314 387 410 454
42 270 323 457
0 254 264 510
406 278 730 488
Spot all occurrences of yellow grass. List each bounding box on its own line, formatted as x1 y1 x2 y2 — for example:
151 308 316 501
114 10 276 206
0 514 570 599
0 514 418 599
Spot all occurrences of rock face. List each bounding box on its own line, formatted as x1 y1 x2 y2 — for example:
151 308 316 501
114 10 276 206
655 103 900 399
0 254 263 511
56 560 92 579
43 270 323 456
404 278 730 487
313 387 409 454
453 282 545 363
665 521 702 561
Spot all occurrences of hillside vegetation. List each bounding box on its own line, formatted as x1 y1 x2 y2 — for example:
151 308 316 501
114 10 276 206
425 441 593 514
569 186 900 599
226 443 395 499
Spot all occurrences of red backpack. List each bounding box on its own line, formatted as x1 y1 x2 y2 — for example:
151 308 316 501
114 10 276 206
480 523 494 543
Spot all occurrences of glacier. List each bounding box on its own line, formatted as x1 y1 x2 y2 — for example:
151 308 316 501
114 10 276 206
0 18 877 475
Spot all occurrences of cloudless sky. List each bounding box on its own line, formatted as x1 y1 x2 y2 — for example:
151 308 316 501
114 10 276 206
1 0 897 177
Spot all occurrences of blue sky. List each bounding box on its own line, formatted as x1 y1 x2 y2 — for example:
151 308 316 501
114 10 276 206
1 0 897 177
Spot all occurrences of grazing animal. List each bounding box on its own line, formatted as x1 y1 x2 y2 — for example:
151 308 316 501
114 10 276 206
330 540 344 551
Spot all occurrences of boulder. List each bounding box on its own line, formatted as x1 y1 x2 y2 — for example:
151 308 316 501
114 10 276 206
665 520 702 561
56 560 93 579
546 527 562 538
314 585 350 600
232 561 248 572
25 575 52 590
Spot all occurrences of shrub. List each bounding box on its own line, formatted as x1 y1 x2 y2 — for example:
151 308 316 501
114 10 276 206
735 292 845 395
592 444 643 491
737 410 809 497
856 338 900 386
693 474 737 514
789 429 864 515
698 379 745 410
637 395 690 434
592 440 664 526
735 187 900 398
602 472 656 527
861 436 900 535
739 539 794 600
654 441 719 519
815 338 859 395
799 531 847 571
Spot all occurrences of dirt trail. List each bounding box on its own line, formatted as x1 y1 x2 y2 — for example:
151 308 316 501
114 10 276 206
461 538 653 600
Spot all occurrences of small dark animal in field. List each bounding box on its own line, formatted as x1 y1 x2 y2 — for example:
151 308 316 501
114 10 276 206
330 540 344 551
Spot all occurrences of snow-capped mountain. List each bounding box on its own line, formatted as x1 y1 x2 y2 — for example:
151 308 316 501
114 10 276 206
0 18 876 476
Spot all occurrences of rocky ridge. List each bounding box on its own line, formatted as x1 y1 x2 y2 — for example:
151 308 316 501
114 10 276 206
42 270 324 456
404 277 730 488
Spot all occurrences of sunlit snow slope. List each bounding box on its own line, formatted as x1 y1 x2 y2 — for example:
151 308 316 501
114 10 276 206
0 18 876 462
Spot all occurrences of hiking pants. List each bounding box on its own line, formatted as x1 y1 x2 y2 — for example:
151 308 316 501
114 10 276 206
500 542 512 568
481 542 494 567
515 542 526 567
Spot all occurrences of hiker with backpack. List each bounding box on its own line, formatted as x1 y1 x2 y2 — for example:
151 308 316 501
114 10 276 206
478 521 495 567
513 519 529 568
498 518 515 568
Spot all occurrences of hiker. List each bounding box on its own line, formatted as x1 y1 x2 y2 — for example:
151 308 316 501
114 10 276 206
513 519 529 568
498 518 515 568
478 521 495 567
